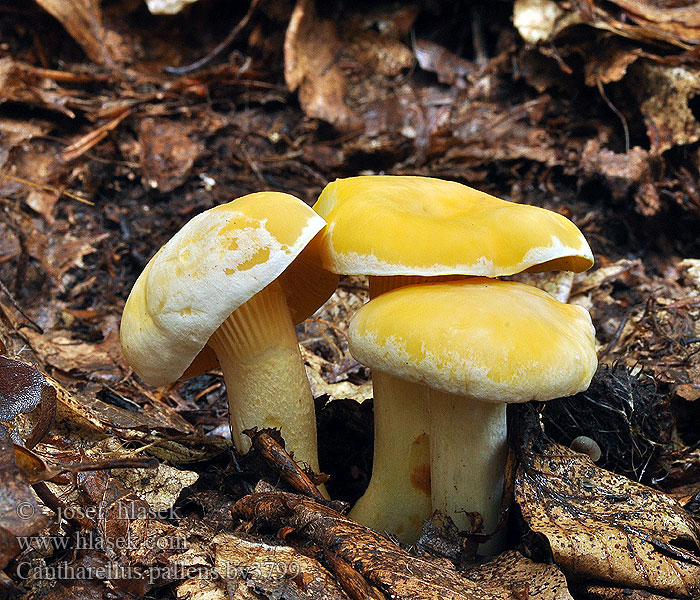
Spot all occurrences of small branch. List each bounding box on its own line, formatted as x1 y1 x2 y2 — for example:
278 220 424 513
597 79 630 153
0 172 94 206
246 429 326 501
164 0 260 75
0 277 43 334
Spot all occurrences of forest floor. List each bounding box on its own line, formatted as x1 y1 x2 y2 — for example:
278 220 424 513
1 1 700 599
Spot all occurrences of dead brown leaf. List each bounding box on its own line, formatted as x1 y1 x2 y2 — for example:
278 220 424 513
437 97 560 167
33 0 119 66
415 40 475 87
302 346 372 402
2 149 68 225
571 258 700 397
139 118 204 193
116 519 352 599
465 550 573 600
284 0 362 131
23 327 123 383
583 37 643 87
234 491 574 600
576 0 700 48
54 381 183 433
628 61 700 155
176 578 229 600
47 375 226 464
0 58 74 117
213 533 351 600
517 443 700 597
578 585 671 600
580 139 659 214
571 258 642 296
0 437 48 569
0 118 51 171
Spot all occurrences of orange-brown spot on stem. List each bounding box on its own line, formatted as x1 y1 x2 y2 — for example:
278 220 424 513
410 463 431 496
409 432 431 496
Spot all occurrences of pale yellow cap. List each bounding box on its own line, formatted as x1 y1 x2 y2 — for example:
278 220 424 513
313 176 593 276
120 192 337 386
348 278 597 402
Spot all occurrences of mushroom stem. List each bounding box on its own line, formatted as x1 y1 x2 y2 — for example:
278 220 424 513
346 275 434 542
348 372 431 542
369 275 460 297
369 275 427 297
208 279 322 477
428 389 507 555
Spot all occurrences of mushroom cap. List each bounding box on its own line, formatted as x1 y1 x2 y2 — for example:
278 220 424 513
120 192 337 386
348 278 597 402
313 175 593 277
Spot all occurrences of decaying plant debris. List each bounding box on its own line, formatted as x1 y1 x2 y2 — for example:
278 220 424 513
1 0 700 598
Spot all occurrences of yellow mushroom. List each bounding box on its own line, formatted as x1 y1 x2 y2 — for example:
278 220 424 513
313 175 594 542
120 192 337 481
349 278 598 554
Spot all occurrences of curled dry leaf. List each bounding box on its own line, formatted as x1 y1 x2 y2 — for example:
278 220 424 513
12 445 55 484
108 459 199 511
176 578 230 600
122 519 351 599
0 58 74 117
302 345 373 402
0 356 56 448
45 375 225 463
583 37 643 87
285 0 417 136
516 443 700 597
233 492 573 600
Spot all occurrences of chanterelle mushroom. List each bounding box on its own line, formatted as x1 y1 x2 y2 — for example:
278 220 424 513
312 175 594 541
120 192 337 479
348 278 597 554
